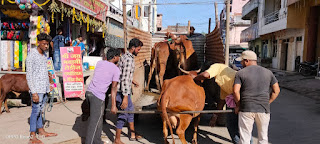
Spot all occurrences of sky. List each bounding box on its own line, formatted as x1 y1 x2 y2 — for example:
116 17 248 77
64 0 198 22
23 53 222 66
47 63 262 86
157 0 225 34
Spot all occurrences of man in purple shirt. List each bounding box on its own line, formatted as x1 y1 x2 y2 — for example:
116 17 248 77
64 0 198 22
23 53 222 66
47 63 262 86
85 48 121 144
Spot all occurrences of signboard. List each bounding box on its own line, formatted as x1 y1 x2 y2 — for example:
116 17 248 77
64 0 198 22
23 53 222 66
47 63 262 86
60 47 85 98
58 0 108 21
47 58 59 98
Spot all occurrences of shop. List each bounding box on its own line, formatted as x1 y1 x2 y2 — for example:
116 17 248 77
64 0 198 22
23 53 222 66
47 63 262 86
47 0 108 58
0 0 51 74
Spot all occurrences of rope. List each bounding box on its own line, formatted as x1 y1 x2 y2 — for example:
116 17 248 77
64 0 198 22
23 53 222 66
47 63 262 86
105 109 233 114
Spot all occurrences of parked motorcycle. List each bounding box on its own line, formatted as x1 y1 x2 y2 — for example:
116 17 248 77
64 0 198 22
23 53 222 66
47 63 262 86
298 61 319 76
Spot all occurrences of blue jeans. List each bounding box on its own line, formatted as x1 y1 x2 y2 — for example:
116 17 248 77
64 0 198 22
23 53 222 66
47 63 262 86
53 51 61 71
30 93 47 132
116 92 134 129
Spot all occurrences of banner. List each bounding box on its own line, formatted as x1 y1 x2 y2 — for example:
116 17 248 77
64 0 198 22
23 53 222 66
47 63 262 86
47 58 59 98
58 0 108 21
60 47 85 98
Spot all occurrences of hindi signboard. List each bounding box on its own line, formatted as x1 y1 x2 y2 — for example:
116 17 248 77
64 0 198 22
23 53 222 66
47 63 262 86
60 47 85 98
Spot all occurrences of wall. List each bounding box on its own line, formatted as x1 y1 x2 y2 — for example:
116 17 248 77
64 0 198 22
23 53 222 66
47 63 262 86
232 0 250 14
205 26 225 64
189 36 206 66
230 26 249 48
287 1 307 29
108 19 124 37
156 14 162 29
127 26 152 102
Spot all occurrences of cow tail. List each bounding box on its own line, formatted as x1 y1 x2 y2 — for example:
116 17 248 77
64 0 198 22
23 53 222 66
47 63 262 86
161 90 175 144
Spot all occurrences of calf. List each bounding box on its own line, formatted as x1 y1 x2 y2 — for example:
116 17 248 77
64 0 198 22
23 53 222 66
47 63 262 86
158 69 205 144
0 73 53 114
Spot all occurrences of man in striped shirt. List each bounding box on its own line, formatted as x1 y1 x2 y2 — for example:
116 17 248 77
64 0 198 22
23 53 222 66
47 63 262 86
114 38 143 144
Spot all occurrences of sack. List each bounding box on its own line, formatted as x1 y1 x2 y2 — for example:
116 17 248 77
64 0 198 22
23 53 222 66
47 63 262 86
225 94 236 108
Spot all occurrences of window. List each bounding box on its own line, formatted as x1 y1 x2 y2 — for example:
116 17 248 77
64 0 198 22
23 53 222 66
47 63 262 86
127 10 132 17
273 40 277 57
144 6 149 17
296 36 302 41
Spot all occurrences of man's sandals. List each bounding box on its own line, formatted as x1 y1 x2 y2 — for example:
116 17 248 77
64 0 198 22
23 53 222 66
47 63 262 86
129 133 143 141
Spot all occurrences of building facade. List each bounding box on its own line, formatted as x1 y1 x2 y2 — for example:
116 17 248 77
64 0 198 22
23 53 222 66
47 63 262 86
105 0 157 49
242 0 320 71
220 0 250 54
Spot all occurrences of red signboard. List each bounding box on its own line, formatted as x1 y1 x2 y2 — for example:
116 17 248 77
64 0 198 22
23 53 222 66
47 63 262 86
60 47 85 98
59 0 108 21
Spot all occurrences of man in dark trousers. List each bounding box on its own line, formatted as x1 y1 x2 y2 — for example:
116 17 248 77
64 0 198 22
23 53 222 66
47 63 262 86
85 48 121 144
233 50 280 144
50 27 64 71
26 33 57 144
114 38 143 144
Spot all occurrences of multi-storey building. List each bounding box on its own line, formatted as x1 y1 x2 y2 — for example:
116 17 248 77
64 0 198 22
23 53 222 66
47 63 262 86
242 0 320 71
220 0 251 60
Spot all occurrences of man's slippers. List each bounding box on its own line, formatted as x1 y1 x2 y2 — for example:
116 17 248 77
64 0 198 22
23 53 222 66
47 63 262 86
39 133 58 138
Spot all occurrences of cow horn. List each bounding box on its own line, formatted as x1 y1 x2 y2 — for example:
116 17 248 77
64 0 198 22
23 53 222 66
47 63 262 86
195 69 201 73
178 63 190 74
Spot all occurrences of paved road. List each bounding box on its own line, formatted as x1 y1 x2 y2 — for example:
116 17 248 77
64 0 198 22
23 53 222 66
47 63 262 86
1 88 320 144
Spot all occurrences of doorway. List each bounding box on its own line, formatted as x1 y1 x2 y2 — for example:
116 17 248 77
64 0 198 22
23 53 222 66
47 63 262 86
280 40 289 70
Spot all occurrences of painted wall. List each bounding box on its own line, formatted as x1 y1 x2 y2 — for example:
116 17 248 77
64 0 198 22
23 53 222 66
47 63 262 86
230 26 249 47
232 0 250 14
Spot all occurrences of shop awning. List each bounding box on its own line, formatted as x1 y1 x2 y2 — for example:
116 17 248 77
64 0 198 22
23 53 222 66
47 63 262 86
58 0 108 21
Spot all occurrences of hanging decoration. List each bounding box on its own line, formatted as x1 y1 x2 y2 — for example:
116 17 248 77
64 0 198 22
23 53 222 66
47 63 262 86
48 0 60 23
72 7 75 23
45 2 107 36
33 0 50 9
86 14 90 32
61 2 64 21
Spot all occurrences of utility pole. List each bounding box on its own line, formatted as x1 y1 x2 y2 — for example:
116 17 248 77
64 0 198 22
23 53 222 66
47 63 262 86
148 2 151 33
225 0 230 65
215 2 219 27
208 18 211 34
139 0 142 29
122 0 127 52
187 20 191 36
176 23 179 32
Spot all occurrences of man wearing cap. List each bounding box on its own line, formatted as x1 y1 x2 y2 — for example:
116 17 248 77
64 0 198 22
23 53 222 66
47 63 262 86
233 50 280 144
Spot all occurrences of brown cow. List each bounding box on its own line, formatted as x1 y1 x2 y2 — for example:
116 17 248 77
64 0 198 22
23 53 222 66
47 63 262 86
158 66 204 144
0 73 54 114
146 33 198 91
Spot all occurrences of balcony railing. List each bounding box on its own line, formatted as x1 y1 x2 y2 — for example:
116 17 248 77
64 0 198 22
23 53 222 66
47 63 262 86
264 8 287 25
240 23 258 42
264 10 279 25
242 0 259 20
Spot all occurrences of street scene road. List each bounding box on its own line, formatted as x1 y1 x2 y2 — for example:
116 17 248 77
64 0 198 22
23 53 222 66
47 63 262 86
1 72 319 144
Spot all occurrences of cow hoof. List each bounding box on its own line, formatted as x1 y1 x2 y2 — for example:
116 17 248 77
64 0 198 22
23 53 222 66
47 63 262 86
192 139 197 144
6 110 10 113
